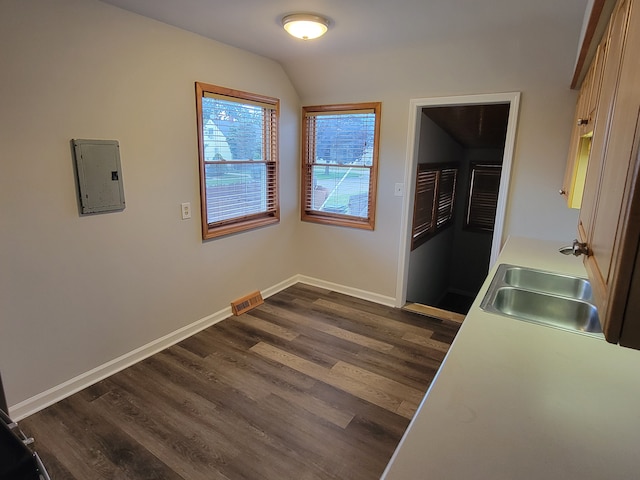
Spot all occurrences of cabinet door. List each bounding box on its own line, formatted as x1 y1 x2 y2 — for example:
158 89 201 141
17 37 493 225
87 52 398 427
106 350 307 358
579 61 595 134
616 114 640 348
562 63 593 207
587 39 607 122
581 0 640 344
578 0 629 247
562 89 585 201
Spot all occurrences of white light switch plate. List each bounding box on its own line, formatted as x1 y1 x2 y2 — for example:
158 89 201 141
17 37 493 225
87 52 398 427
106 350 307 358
394 183 404 197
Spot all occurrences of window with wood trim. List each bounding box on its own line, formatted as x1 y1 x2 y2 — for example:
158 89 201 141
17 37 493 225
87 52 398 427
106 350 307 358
411 163 458 250
465 163 502 232
301 103 381 229
195 82 279 240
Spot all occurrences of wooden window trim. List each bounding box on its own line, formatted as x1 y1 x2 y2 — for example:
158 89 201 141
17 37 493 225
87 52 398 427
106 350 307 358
411 162 458 250
195 82 280 240
301 102 381 230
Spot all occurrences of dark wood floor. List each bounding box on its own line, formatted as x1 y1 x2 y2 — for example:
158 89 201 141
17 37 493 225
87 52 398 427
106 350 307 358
20 284 460 480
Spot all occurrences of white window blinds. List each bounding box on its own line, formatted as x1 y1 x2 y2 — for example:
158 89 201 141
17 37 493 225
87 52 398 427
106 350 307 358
196 82 279 239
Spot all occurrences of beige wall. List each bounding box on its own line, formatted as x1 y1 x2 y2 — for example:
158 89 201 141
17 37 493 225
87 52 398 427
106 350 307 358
1 0 585 409
291 14 582 297
0 0 301 406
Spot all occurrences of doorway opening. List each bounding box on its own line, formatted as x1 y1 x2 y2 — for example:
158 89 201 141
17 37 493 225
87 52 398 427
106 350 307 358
395 93 521 317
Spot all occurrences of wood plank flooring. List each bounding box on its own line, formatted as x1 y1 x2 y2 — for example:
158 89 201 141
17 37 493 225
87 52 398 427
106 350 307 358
19 284 460 480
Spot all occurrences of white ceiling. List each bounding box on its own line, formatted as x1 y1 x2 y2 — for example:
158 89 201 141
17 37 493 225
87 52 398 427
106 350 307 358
99 0 591 69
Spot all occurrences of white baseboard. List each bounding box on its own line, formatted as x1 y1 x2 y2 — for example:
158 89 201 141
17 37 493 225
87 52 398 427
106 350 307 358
261 275 300 298
297 275 396 307
10 306 233 421
9 275 393 420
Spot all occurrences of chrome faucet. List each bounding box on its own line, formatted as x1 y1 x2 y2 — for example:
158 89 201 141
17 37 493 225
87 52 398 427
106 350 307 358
559 240 591 257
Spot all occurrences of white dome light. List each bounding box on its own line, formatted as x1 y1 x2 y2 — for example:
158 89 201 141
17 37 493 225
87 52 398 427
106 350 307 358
282 14 329 40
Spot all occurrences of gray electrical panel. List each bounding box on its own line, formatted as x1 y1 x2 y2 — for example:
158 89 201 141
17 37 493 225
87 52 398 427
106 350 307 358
72 139 125 215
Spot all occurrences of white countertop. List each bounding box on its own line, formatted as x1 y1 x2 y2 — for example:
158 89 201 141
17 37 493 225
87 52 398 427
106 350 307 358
382 236 640 480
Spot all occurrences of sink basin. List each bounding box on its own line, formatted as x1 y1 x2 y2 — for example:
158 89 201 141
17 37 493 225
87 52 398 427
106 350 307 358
492 287 601 334
480 264 603 338
503 266 592 300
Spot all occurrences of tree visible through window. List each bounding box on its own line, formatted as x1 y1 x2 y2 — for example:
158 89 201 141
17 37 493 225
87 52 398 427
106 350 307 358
301 103 381 229
195 82 279 239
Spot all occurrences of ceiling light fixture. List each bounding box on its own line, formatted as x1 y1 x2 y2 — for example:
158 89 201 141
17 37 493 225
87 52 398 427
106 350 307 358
282 13 329 40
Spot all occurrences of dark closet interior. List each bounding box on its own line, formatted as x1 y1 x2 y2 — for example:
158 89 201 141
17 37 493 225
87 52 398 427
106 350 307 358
406 103 510 315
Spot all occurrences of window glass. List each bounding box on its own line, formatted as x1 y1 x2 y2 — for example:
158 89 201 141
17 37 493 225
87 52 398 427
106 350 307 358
196 83 279 239
302 103 381 229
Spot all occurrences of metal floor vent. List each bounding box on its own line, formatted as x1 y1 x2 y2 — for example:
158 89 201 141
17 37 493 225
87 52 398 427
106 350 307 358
231 291 264 316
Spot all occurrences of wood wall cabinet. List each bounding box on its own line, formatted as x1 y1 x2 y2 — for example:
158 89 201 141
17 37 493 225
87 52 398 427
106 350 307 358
562 33 607 208
562 64 592 208
571 0 640 349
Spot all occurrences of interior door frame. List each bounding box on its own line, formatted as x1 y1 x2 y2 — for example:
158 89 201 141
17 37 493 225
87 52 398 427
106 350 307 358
395 92 521 307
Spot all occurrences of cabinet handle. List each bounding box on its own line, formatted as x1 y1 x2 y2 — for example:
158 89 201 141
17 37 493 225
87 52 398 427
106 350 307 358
559 189 566 195
577 118 589 126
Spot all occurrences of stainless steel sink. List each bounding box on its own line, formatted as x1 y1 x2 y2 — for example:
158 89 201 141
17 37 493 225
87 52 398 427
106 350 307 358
503 266 592 300
480 264 603 338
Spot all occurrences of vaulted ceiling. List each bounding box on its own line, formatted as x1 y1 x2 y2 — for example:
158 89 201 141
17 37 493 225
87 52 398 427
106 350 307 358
99 0 590 75
97 0 589 147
